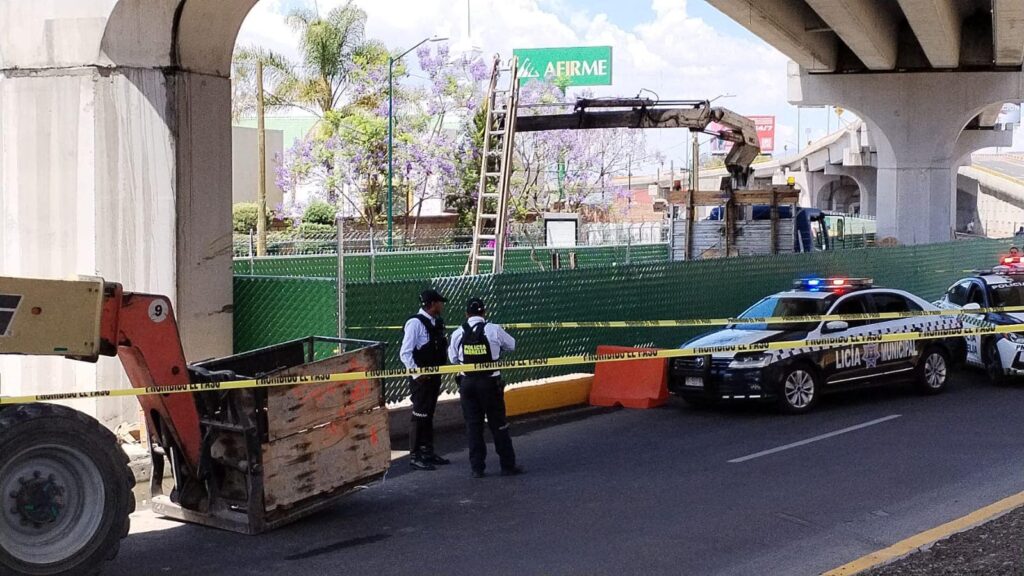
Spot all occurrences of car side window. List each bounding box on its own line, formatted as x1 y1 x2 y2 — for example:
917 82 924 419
831 295 871 328
872 293 923 314
966 283 987 306
946 281 972 306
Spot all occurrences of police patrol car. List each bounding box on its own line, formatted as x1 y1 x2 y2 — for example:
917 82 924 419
668 278 962 413
935 257 1024 384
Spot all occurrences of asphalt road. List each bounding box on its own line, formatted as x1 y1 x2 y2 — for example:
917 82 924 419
973 156 1024 181
109 371 1024 576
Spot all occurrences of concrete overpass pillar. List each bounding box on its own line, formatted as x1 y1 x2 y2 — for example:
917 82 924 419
0 1 245 427
824 164 877 216
790 64 1021 244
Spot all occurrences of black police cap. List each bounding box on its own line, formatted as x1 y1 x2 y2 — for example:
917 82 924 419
467 297 486 315
420 289 447 306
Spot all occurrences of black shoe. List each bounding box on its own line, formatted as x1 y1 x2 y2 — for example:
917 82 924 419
500 466 525 477
410 456 436 471
472 470 485 479
423 453 451 466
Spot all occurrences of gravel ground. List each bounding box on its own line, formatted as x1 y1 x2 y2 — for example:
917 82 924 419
867 505 1024 576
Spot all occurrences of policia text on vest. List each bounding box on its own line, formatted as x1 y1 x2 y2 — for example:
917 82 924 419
448 297 523 478
400 290 452 470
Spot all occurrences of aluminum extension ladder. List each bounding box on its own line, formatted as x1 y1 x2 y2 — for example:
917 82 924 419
465 56 520 275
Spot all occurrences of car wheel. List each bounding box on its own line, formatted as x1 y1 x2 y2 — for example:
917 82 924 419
916 347 949 395
777 365 819 414
985 340 1010 386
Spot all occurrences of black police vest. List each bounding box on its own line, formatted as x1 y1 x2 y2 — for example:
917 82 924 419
410 314 448 368
460 321 493 366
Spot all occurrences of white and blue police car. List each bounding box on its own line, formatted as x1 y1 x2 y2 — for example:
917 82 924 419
935 257 1024 384
668 278 963 413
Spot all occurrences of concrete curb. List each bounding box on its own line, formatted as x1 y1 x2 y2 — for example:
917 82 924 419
387 373 594 442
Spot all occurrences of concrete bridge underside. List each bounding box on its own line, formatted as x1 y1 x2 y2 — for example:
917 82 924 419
709 0 1022 244
0 0 259 424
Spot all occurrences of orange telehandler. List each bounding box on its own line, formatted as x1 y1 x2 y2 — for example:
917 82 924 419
0 276 389 575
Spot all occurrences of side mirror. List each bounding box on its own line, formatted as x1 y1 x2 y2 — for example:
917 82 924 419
823 320 849 333
962 302 982 312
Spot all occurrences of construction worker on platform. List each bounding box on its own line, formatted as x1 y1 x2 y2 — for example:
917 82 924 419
400 289 451 471
448 297 523 478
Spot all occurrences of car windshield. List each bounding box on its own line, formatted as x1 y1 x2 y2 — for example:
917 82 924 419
731 295 833 331
989 283 1024 307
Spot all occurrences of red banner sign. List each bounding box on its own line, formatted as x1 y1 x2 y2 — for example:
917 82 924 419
710 115 775 155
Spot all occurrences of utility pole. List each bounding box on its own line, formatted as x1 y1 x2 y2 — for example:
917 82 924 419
256 60 268 257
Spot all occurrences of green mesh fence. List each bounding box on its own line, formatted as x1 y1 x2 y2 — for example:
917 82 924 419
233 244 670 281
234 276 338 354
235 238 1013 403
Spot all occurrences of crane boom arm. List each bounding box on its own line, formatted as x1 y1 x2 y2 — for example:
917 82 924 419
514 98 760 187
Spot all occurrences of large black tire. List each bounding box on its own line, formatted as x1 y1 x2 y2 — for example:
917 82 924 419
915 346 950 395
776 364 820 414
0 404 135 576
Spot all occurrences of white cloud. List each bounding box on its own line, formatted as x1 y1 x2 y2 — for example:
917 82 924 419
236 0 802 169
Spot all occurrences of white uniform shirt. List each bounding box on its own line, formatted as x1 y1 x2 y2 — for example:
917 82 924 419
400 309 439 370
448 316 516 376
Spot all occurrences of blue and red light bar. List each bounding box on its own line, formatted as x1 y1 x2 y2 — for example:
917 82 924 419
794 277 873 291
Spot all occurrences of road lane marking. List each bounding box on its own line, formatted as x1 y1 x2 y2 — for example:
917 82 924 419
727 415 901 464
970 163 1024 185
822 489 1024 575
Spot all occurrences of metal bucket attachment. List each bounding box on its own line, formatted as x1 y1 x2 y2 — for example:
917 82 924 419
150 337 389 534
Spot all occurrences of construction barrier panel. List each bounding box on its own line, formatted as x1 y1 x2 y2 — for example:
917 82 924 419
589 345 668 409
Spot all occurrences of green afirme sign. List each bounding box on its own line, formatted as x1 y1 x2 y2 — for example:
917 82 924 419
513 46 613 87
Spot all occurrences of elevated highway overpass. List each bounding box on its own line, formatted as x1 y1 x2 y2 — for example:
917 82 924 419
708 0 1022 244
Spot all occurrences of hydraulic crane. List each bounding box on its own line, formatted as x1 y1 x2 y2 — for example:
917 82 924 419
465 87 762 275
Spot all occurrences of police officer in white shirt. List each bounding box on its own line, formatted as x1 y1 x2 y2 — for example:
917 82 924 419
448 297 522 478
400 289 450 471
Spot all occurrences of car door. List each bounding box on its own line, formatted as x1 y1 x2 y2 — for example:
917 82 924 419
864 292 927 375
962 281 989 365
939 280 982 365
819 293 878 386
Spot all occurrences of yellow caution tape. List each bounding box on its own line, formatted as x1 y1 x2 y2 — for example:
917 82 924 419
2 321 1021 406
349 305 1024 331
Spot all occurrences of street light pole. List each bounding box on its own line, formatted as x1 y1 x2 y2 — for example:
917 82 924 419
387 35 447 249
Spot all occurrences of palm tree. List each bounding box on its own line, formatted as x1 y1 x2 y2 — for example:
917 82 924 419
232 1 388 121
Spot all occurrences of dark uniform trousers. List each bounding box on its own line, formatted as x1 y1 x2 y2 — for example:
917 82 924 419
409 374 442 456
407 314 448 458
459 374 516 473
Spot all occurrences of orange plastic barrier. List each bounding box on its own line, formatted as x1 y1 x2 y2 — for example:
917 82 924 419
588 345 669 409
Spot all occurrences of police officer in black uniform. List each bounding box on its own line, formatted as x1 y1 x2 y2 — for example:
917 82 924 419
448 297 523 478
400 289 450 470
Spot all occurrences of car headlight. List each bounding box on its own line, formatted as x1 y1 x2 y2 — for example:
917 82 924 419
728 353 773 369
1005 332 1024 344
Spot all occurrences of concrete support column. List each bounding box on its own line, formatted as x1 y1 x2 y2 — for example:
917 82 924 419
174 71 234 362
824 164 877 216
790 63 1024 244
0 1 250 428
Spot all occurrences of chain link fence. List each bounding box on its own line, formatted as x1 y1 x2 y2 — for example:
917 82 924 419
233 237 1012 404
233 221 669 257
233 243 669 282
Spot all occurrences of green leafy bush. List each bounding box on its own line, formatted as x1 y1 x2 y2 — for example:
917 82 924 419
233 203 263 234
303 201 337 226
